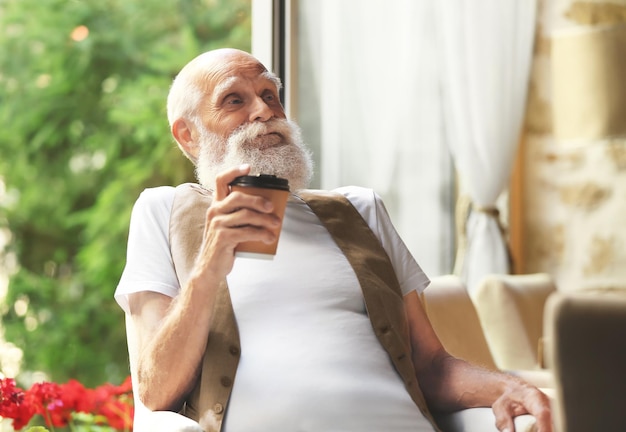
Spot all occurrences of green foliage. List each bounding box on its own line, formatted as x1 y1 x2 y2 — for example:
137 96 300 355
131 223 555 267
0 0 251 387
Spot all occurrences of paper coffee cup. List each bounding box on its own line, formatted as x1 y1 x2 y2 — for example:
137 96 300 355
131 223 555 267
229 174 290 259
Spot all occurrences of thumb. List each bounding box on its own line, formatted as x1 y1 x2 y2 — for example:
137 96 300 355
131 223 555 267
214 164 250 200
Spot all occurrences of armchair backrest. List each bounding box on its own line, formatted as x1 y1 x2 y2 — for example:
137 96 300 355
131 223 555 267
544 290 626 432
421 275 498 370
471 273 556 370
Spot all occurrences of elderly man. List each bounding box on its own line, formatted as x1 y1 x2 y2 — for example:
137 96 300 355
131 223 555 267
115 48 551 432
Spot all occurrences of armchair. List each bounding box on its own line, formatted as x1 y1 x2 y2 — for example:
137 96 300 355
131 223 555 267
544 290 626 432
124 275 540 431
423 275 543 432
470 273 556 371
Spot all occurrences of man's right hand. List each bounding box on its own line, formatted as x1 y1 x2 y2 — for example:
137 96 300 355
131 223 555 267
191 164 282 282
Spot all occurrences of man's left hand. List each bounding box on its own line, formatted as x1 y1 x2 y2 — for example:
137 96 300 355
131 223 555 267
492 382 552 432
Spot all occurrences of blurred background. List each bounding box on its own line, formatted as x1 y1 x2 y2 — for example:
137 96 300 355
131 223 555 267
0 0 252 388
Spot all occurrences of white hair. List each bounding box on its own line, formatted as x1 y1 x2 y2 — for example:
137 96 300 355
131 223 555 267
195 118 314 192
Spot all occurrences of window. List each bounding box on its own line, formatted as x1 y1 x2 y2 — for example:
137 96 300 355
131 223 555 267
252 0 454 276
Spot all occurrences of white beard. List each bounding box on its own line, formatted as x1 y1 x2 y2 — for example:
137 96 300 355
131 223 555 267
195 118 314 192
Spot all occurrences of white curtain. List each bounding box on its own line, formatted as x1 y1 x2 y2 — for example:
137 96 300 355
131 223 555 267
437 0 537 292
295 0 454 277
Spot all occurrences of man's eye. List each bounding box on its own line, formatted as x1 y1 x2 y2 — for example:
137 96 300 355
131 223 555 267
225 95 243 105
263 93 276 103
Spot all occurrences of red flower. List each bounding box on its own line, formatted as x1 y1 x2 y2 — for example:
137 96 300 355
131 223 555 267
60 379 95 414
93 376 134 430
0 378 36 430
0 376 134 431
26 381 73 427
0 378 23 415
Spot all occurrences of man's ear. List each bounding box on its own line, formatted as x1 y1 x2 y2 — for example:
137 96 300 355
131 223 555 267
172 118 199 160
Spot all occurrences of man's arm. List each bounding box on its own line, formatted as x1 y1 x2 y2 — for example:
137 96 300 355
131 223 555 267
128 164 281 411
128 276 222 411
403 290 552 432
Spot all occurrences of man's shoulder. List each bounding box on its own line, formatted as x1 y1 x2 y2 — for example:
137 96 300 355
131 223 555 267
298 185 380 214
135 185 177 209
129 186 177 226
171 182 211 198
334 185 380 210
170 183 213 210
132 183 209 218
300 185 376 200
173 182 206 192
136 183 210 206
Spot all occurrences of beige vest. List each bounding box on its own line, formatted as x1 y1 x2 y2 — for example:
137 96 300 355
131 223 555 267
168 183 440 432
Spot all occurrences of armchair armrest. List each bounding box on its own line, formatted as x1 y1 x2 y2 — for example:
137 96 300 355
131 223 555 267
132 407 538 432
133 410 204 432
434 408 537 432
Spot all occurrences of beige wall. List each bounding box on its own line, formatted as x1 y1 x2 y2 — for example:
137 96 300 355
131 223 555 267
520 0 626 291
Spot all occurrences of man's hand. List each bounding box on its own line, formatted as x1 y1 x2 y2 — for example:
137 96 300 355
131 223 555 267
492 381 553 432
191 164 282 282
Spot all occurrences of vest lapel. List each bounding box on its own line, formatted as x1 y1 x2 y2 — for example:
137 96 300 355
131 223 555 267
169 183 240 431
297 190 440 430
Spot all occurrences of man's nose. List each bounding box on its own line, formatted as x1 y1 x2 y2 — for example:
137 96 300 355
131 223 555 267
249 96 274 122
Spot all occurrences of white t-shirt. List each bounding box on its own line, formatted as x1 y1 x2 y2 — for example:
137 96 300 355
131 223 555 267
116 185 434 432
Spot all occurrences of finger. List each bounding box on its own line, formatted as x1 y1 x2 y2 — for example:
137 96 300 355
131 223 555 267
221 207 281 230
493 387 553 432
213 191 276 218
230 224 277 245
214 164 250 201
492 398 517 432
495 413 515 432
525 392 553 432
196 211 278 277
204 215 277 259
206 204 280 245
533 407 553 432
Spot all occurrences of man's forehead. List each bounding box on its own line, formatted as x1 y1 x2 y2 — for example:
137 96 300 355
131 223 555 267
210 70 279 100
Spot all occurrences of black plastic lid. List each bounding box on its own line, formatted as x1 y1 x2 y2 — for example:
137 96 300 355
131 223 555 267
229 174 290 191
